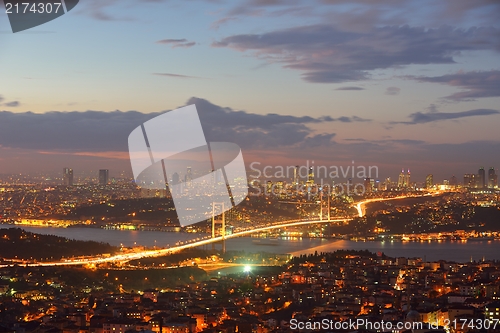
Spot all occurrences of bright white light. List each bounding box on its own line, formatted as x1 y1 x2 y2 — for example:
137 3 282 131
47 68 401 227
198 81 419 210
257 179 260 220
244 265 251 273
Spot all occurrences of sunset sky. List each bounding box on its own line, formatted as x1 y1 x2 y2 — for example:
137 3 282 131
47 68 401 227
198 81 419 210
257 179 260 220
0 0 499 182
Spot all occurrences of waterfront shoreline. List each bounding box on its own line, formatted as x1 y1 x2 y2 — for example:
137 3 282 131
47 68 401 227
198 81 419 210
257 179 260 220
1 224 500 262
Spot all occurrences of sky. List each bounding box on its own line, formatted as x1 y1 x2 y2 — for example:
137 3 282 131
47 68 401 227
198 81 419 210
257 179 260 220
0 0 499 183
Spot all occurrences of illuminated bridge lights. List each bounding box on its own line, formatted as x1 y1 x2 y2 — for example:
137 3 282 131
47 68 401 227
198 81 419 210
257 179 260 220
0 192 436 268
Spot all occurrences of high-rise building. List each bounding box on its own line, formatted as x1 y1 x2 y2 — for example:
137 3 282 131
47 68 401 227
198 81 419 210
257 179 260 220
98 169 109 186
488 167 497 188
398 169 405 188
478 167 486 188
171 172 181 196
385 177 391 191
307 167 314 185
464 174 477 188
449 175 457 187
63 168 73 186
185 167 193 187
171 172 180 184
471 174 477 188
425 174 433 189
463 174 471 187
398 169 410 189
293 166 299 185
364 178 372 193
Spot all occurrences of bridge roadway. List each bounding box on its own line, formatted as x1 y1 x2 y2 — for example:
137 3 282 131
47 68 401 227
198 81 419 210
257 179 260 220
3 217 350 267
354 193 435 217
3 192 439 267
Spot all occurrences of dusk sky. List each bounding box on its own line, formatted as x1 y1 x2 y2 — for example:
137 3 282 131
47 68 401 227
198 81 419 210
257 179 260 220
0 0 499 182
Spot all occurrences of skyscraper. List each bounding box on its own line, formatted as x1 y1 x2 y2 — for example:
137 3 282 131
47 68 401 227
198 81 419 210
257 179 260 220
63 168 73 186
385 177 391 191
478 167 486 188
398 169 410 189
398 169 405 188
186 167 192 182
464 174 477 188
293 165 299 186
425 174 433 189
463 174 471 187
172 172 180 185
307 167 314 185
364 178 372 193
488 167 497 188
171 172 181 196
449 175 457 187
99 169 109 186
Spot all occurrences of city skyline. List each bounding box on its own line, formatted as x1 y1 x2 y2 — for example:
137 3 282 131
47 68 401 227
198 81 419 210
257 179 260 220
7 164 495 189
1 1 500 329
0 0 499 179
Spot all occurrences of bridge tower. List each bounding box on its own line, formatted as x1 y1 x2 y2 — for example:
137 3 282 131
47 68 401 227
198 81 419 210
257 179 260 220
211 202 226 253
319 188 331 222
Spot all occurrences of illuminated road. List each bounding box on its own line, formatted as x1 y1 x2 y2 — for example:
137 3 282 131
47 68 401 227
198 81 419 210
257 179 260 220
2 192 440 267
354 192 437 217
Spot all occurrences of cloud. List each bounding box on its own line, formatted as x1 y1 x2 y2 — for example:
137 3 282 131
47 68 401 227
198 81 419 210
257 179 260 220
344 138 426 145
385 87 400 95
0 110 150 152
227 0 300 15
426 104 438 113
153 73 204 79
335 86 365 91
393 108 500 124
211 17 237 30
70 0 500 35
222 0 500 29
329 116 371 122
189 98 338 149
1 99 499 180
0 95 20 107
4 101 20 107
409 70 500 101
213 25 500 83
156 38 196 48
83 0 135 21
0 97 348 152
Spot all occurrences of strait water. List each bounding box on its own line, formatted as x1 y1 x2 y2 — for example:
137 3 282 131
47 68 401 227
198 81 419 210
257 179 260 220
1 225 500 262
